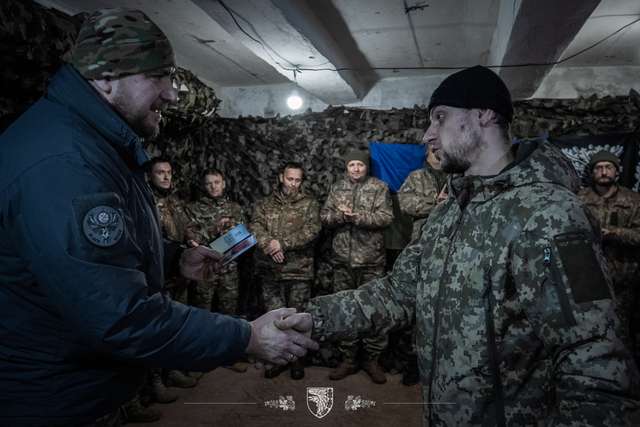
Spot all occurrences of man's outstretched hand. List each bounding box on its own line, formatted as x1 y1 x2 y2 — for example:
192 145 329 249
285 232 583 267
246 308 318 365
179 245 222 281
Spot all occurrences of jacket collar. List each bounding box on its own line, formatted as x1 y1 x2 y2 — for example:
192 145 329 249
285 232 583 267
46 64 150 166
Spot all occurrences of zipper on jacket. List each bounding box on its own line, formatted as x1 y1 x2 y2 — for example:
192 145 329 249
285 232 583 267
427 210 465 423
483 269 506 427
543 247 577 326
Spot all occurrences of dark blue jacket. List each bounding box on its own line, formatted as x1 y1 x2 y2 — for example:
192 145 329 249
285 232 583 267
0 65 251 426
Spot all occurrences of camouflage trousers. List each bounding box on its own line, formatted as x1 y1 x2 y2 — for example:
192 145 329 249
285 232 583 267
262 276 312 312
333 263 387 360
192 268 239 315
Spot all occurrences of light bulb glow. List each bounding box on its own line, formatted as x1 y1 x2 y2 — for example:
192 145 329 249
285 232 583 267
287 95 303 110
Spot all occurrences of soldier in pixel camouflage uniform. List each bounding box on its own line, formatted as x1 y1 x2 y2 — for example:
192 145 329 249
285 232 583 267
303 66 639 425
251 162 321 380
578 151 640 360
321 149 393 384
186 169 246 316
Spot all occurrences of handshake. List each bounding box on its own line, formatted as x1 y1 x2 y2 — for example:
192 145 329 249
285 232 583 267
245 308 318 366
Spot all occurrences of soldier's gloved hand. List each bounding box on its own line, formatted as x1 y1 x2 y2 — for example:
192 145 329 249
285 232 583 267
179 245 222 281
246 308 319 365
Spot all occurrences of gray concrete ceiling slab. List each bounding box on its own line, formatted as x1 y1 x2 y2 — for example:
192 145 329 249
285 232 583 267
35 0 640 115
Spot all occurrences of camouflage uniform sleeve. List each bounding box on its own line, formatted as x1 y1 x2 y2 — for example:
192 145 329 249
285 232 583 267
305 237 420 342
281 198 321 251
353 183 393 229
249 200 271 252
511 205 638 425
606 202 640 246
320 185 346 227
183 204 205 244
398 170 439 219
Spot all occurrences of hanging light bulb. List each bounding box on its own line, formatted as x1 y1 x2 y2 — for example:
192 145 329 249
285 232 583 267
287 94 303 110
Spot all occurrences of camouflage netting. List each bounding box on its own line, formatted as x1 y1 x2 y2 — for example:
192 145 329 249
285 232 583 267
153 97 640 207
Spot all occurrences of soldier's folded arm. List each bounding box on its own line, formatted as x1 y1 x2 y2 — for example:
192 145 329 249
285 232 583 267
281 199 321 251
17 160 251 371
353 188 394 229
305 237 421 342
511 207 638 425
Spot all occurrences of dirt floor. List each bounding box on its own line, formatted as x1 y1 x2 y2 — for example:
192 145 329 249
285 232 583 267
135 364 423 427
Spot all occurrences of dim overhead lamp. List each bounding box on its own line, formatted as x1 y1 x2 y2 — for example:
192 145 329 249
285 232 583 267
287 94 303 110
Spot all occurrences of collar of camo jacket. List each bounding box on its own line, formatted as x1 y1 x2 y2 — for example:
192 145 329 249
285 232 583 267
449 140 580 209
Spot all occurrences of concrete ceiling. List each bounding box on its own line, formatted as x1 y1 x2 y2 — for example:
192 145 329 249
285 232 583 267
36 0 640 117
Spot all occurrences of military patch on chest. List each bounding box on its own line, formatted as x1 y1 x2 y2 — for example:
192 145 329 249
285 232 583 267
82 206 124 247
554 232 610 303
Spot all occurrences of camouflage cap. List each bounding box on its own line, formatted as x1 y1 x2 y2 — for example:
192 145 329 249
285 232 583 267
69 8 175 80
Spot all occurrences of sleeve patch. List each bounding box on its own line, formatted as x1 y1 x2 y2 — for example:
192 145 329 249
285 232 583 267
82 205 124 247
554 233 610 304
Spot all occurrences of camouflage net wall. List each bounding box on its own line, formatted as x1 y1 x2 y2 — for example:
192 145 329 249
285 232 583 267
154 97 640 207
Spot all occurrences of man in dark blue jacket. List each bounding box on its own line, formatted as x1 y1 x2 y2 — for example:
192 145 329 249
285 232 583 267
0 8 316 427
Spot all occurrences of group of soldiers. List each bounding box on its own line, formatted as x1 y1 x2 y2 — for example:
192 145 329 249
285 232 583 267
133 141 639 423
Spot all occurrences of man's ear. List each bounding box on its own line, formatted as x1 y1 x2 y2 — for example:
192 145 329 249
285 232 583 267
477 109 497 127
89 79 114 99
278 173 284 184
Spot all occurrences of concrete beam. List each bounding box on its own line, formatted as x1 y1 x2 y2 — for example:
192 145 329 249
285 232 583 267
271 0 378 100
495 0 601 99
193 0 373 104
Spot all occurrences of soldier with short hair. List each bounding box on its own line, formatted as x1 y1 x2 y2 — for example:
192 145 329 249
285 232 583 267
321 150 393 384
288 66 639 425
251 162 321 380
578 150 640 357
147 156 198 392
186 169 246 316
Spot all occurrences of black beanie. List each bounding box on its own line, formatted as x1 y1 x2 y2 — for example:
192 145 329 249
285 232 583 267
344 149 370 170
588 150 620 171
428 65 514 122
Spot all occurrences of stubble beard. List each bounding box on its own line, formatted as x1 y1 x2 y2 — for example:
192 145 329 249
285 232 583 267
112 90 159 139
440 121 482 174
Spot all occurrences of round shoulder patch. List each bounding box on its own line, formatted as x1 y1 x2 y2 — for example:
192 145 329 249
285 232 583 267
82 206 124 247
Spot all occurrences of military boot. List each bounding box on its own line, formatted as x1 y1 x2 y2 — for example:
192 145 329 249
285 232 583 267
226 362 249 373
362 358 387 384
290 359 305 380
121 395 161 423
165 370 197 388
264 364 287 379
402 356 420 386
150 371 178 403
328 359 358 381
